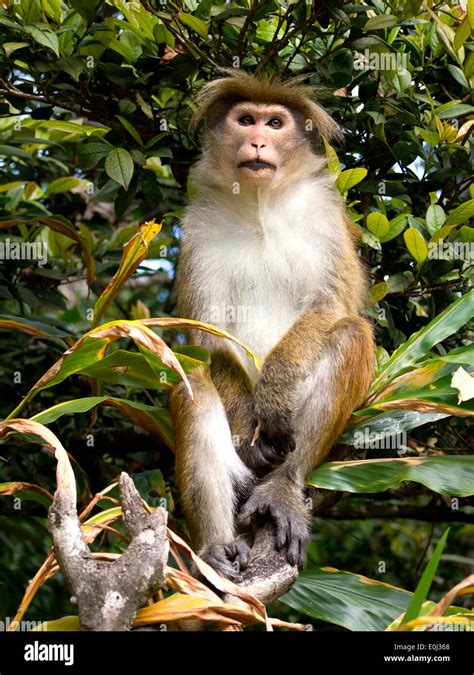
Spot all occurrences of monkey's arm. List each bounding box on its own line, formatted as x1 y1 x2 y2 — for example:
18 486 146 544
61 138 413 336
239 315 375 568
189 331 289 475
253 308 338 456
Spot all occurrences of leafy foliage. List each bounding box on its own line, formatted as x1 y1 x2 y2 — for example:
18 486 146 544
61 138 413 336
0 0 472 630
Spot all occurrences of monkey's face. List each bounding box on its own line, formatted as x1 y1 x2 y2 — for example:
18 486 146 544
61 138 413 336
210 102 307 188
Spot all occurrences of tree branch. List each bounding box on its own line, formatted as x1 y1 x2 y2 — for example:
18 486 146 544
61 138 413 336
49 472 168 631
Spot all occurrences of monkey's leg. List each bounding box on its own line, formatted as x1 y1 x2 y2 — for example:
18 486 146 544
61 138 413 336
169 365 255 579
210 351 288 479
238 316 375 568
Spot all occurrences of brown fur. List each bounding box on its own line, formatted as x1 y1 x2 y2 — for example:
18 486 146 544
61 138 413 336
170 71 375 576
190 68 343 145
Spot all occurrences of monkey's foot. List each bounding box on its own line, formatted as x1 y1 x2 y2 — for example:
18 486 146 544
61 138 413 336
237 480 310 569
200 540 251 581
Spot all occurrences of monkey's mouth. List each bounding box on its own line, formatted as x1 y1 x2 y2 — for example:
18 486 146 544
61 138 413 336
238 160 276 171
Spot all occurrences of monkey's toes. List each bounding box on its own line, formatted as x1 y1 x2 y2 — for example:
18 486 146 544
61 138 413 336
238 491 309 569
200 540 251 580
274 514 309 569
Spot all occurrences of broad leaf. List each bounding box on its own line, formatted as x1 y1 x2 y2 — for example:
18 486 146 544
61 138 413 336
280 567 411 632
92 219 162 326
340 410 450 445
105 148 134 189
0 315 70 338
31 396 175 448
308 456 474 498
336 168 367 193
372 291 474 392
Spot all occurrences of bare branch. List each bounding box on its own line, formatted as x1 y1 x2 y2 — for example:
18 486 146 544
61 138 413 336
49 472 168 631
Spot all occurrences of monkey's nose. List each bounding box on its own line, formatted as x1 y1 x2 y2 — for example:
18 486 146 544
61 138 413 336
251 142 266 149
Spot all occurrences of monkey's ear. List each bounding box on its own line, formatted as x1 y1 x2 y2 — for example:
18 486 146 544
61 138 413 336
303 99 343 145
189 69 239 136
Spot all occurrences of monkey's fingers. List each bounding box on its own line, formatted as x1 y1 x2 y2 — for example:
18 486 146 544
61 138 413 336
223 540 251 571
237 496 262 527
260 425 296 456
273 510 309 569
200 541 251 580
257 439 286 466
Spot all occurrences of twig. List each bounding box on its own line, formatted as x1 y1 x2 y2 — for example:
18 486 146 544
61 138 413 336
236 0 259 64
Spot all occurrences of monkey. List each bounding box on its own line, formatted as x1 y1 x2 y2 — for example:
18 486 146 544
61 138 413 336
169 70 375 580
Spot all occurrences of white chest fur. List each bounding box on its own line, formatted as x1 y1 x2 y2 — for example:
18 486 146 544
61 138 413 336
182 176 345 361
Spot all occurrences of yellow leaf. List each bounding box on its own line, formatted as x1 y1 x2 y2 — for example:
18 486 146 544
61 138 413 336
92 219 162 326
404 228 428 264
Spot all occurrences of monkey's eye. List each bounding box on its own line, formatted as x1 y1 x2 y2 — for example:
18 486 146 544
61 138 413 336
238 114 255 126
267 117 283 129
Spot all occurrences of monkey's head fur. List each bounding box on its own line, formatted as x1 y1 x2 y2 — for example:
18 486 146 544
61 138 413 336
190 69 343 192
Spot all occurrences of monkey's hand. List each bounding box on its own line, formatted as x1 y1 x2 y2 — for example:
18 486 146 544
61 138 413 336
237 477 310 569
199 540 251 581
245 421 289 475
253 372 296 458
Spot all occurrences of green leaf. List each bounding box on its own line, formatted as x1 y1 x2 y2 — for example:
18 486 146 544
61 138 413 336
116 115 143 146
425 204 446 236
0 145 32 160
109 31 143 62
378 214 408 243
77 142 111 170
31 396 175 448
2 42 29 57
45 177 81 195
386 68 411 93
447 64 469 89
60 56 85 82
177 12 208 38
386 270 414 293
436 21 464 62
401 529 450 627
0 315 70 338
365 355 474 416
308 457 474 498
69 0 101 23
322 137 341 175
81 346 207 389
365 15 398 31
372 290 474 390
436 104 474 119
469 0 474 29
429 223 456 245
39 120 108 137
445 200 474 227
367 212 390 238
369 282 388 303
280 567 411 632
404 227 428 263
0 216 95 288
0 482 53 508
460 225 474 243
35 616 80 632
454 17 471 51
105 148 134 190
335 168 367 192
340 410 449 445
23 26 59 57
81 350 165 388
